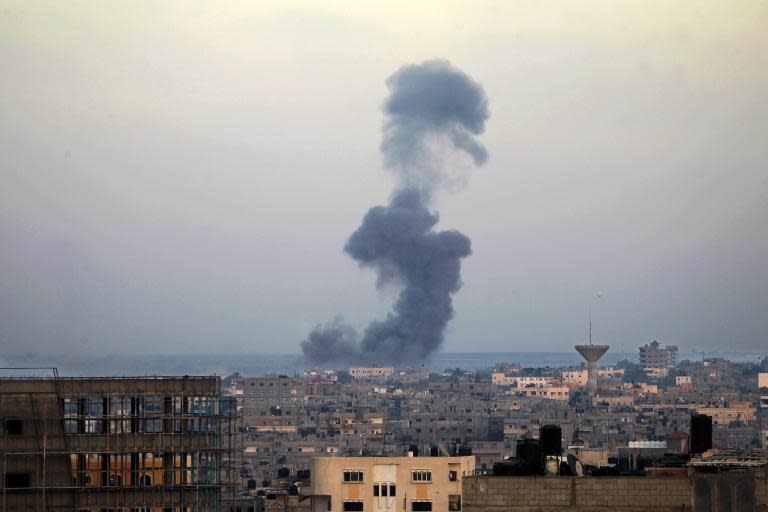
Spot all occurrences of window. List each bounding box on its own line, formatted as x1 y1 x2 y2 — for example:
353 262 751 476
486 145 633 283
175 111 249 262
5 419 23 436
343 470 363 483
448 495 461 511
5 473 31 488
411 501 432 511
373 484 379 497
374 483 393 497
448 470 457 481
343 501 364 511
411 470 432 482
389 484 396 497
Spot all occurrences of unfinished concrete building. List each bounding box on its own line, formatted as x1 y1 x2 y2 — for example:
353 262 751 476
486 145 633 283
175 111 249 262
0 374 240 511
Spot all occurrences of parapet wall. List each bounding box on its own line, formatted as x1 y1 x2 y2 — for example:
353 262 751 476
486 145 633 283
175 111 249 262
464 470 767 512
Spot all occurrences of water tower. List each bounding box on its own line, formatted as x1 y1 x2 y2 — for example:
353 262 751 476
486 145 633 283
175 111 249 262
575 344 609 393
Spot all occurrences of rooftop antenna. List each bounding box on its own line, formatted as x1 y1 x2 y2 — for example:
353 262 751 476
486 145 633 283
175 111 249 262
576 292 609 395
588 292 603 345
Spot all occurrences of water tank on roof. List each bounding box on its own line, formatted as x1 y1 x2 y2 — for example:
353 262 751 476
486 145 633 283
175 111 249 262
690 414 712 454
541 425 562 455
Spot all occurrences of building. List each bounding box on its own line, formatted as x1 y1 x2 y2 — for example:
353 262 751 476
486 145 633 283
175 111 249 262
667 345 678 367
464 448 768 512
349 367 395 379
516 386 570 401
239 375 304 432
639 340 677 369
561 368 623 388
696 402 756 426
307 455 475 512
676 375 692 386
0 375 239 511
491 374 551 388
463 465 766 511
759 373 768 390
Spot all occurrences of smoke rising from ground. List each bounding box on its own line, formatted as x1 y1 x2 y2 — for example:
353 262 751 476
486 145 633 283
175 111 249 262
302 60 489 366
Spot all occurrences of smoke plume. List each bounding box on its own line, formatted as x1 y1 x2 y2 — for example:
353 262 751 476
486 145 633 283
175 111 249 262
302 59 489 366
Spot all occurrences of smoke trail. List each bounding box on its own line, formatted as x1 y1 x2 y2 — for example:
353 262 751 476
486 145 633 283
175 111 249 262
302 59 489 366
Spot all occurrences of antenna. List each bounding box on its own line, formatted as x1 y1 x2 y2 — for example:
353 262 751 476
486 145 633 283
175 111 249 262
588 292 603 345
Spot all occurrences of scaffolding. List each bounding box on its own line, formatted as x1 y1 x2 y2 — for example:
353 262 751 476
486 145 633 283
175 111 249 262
0 371 242 512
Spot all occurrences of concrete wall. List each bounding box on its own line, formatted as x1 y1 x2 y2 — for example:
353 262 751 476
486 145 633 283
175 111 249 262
464 469 767 512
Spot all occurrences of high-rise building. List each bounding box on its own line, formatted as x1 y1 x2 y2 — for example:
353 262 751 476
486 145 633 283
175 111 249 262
639 340 677 369
237 375 304 433
0 375 240 511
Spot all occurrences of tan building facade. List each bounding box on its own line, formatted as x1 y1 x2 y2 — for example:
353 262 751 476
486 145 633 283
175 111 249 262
562 368 625 388
697 402 756 425
349 368 395 379
308 456 474 512
491 374 551 388
517 385 570 401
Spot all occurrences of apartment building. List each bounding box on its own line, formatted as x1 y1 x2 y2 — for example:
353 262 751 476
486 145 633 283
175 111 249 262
0 375 239 511
561 368 624 388
516 386 569 401
491 374 551 388
349 368 395 380
639 340 678 369
239 375 304 432
307 455 474 512
696 402 756 426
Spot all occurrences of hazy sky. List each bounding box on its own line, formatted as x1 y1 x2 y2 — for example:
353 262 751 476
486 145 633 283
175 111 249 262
2 1 767 357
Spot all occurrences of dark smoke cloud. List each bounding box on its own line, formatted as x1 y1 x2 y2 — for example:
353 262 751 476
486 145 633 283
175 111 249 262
382 59 490 189
347 189 472 361
301 59 489 366
300 318 360 365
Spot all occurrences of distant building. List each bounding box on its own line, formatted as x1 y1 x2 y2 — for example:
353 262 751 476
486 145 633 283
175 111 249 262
0 376 239 511
562 368 623 388
517 385 570 401
307 455 474 512
676 375 692 386
667 345 678 367
639 340 677 369
349 367 395 379
492 374 551 388
758 372 768 390
644 367 669 378
239 375 304 432
561 370 589 388
696 401 756 426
